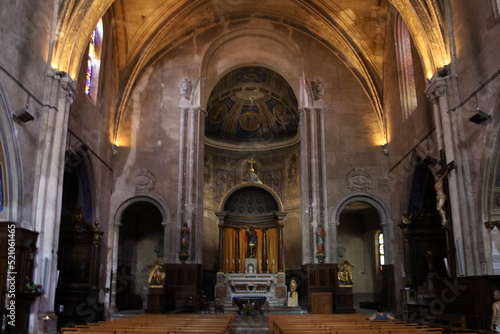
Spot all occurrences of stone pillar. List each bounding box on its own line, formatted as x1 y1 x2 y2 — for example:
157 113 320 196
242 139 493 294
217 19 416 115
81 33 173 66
177 101 206 264
300 107 329 264
425 75 477 276
262 228 268 273
31 70 75 333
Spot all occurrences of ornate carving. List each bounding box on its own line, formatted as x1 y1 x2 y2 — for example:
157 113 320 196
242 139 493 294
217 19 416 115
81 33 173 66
347 168 372 191
178 78 193 98
425 77 447 104
133 169 156 191
311 78 325 101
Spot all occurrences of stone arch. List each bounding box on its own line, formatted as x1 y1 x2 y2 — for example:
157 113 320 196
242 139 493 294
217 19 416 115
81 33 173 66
480 92 500 274
109 195 171 311
0 80 21 222
332 191 392 263
220 183 284 213
200 26 305 109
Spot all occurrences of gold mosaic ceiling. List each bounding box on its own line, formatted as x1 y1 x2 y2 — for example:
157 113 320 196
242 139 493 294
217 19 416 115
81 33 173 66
206 67 299 145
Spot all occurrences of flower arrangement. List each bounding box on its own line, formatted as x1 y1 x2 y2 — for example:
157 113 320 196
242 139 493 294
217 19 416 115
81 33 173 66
23 277 45 295
241 300 255 317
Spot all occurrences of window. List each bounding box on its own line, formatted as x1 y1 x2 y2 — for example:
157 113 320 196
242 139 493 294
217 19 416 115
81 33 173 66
395 15 417 121
85 19 103 102
376 231 385 271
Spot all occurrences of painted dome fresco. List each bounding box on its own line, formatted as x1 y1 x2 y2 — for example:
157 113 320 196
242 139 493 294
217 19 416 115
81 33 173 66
205 67 299 147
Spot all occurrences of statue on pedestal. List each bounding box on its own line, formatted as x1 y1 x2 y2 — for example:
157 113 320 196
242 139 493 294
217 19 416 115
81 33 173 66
246 227 257 258
148 260 166 287
338 259 353 286
287 279 298 307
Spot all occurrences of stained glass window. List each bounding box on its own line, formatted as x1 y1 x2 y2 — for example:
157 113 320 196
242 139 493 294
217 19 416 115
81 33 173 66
84 20 102 101
377 231 385 271
395 15 417 121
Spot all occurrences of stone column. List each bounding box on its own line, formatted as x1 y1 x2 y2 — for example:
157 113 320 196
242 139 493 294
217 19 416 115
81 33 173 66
425 75 477 276
300 107 329 264
177 100 206 264
30 70 75 333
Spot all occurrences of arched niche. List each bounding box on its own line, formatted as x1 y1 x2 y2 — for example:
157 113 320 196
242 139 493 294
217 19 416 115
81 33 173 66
217 183 286 274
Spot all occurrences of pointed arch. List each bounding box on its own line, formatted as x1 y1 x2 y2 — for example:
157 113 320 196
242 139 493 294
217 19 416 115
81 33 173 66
0 80 21 222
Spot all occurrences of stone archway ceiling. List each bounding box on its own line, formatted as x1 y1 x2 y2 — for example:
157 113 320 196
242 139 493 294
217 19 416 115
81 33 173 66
205 67 299 148
52 0 448 145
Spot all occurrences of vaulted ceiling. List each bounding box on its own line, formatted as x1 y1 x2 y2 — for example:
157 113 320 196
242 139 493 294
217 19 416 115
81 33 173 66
53 0 449 144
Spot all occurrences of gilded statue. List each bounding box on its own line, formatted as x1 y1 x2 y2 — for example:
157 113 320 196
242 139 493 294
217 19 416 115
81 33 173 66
148 260 166 287
338 259 353 286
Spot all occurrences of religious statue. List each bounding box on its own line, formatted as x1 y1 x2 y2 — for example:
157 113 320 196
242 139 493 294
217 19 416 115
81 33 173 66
433 161 454 226
316 224 325 253
148 260 166 286
180 223 190 252
287 279 299 307
178 78 193 97
246 227 258 258
311 78 325 100
338 259 353 286
179 223 190 263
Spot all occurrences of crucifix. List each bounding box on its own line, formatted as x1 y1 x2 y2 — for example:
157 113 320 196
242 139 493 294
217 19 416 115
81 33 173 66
248 158 256 172
433 150 455 226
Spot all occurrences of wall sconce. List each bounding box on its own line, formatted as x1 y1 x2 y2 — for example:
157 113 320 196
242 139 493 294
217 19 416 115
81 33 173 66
381 144 389 156
112 143 120 157
469 108 491 124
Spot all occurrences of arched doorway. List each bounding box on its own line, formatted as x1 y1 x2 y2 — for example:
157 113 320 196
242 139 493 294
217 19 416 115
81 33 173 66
115 201 163 311
337 201 385 310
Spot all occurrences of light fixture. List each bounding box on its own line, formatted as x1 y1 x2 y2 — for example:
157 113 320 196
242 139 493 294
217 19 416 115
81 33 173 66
469 108 490 124
13 108 34 122
112 143 120 156
381 143 389 156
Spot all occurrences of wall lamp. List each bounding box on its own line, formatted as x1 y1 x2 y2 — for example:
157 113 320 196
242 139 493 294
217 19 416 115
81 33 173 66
469 108 491 124
381 143 389 156
112 143 120 157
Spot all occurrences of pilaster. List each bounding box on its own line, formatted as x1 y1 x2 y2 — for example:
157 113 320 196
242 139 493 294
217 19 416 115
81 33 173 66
31 69 76 333
425 74 479 276
300 106 329 264
176 102 206 264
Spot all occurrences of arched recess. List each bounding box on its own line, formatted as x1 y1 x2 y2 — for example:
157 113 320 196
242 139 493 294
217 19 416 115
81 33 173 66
481 95 500 274
332 192 393 310
217 183 286 274
110 195 170 312
0 81 21 222
333 192 391 262
200 26 305 108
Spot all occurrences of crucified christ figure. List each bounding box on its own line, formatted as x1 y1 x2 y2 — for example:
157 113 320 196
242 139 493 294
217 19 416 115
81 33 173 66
433 161 454 226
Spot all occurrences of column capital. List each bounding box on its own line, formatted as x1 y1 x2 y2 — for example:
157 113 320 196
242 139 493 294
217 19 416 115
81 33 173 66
425 77 448 104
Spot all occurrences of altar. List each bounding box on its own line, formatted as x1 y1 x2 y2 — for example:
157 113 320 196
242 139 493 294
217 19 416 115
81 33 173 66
215 272 287 310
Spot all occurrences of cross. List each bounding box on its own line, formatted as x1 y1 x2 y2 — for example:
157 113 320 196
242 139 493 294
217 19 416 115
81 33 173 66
434 150 455 226
436 150 455 177
247 158 256 172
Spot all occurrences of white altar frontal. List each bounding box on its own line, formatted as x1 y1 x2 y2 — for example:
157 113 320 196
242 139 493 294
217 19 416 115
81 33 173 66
215 271 287 309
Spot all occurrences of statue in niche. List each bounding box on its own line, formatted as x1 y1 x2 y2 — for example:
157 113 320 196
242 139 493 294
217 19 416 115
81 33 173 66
338 259 353 286
148 260 166 287
246 227 258 258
